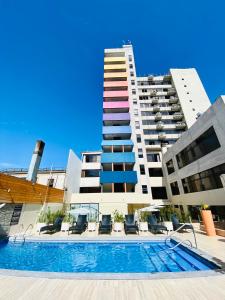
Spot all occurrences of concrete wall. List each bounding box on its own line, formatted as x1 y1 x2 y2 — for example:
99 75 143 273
163 95 225 207
170 68 211 128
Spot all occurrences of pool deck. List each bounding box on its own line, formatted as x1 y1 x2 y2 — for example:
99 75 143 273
0 229 225 300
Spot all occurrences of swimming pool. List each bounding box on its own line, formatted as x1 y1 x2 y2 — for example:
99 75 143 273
0 239 218 274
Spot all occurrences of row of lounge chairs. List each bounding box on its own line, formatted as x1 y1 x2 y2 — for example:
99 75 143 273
39 214 192 235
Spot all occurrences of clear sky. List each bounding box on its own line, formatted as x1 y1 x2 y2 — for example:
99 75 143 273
0 0 225 169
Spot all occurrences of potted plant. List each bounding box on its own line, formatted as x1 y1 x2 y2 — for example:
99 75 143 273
113 210 124 232
139 212 148 232
87 214 97 232
36 211 47 232
61 213 72 232
201 204 216 236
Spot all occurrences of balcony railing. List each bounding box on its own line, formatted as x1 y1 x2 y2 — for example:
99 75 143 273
153 105 160 112
167 88 176 95
169 97 179 104
171 104 181 112
175 122 186 129
158 132 166 140
173 112 184 120
155 112 162 120
156 122 164 130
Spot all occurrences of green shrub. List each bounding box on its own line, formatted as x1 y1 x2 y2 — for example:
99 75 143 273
38 211 47 223
113 210 124 222
139 211 149 222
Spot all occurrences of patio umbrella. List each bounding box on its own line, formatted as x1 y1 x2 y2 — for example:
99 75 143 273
69 208 90 217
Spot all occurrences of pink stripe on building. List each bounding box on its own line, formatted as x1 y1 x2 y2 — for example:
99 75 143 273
104 90 129 98
103 101 129 109
104 81 128 87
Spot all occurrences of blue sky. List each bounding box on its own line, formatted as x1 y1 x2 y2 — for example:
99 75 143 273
0 0 225 169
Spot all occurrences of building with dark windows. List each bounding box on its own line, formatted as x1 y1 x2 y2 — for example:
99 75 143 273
163 95 225 220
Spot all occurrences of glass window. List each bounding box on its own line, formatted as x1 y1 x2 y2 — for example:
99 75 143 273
136 134 141 143
85 154 100 163
146 153 161 162
176 126 220 169
151 187 168 199
142 185 148 194
81 170 100 177
170 181 180 195
166 159 175 174
182 162 225 193
140 165 145 175
148 168 163 177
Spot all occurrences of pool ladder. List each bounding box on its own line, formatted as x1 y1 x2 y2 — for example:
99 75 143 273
11 224 33 243
164 222 198 251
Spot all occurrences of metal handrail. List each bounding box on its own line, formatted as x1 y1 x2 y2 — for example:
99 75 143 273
13 223 33 243
165 222 198 249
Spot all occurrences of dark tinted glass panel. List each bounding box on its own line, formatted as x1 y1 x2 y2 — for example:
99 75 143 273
176 127 220 169
151 187 168 199
166 159 175 174
182 162 225 193
170 181 180 195
148 168 163 177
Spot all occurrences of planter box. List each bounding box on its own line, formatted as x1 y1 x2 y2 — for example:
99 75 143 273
139 222 148 232
201 210 216 236
162 221 173 231
36 223 47 233
114 222 123 232
61 223 70 232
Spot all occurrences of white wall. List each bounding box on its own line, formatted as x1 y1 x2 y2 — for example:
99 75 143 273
170 68 211 128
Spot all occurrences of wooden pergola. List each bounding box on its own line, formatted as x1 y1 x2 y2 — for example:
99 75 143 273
0 173 64 204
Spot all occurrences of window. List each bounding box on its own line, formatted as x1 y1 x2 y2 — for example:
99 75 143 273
182 163 225 194
130 72 134 76
176 126 220 169
134 109 138 116
182 78 184 80
131 80 135 85
151 187 168 199
142 185 148 194
148 168 163 177
135 121 140 129
10 205 23 225
133 101 137 105
80 187 101 193
166 159 175 174
128 55 132 62
146 153 161 162
129 64 133 69
85 154 100 163
192 108 195 111
170 182 180 195
140 165 145 175
138 148 143 158
136 135 141 143
47 178 54 187
81 170 100 177
189 100 192 102
184 85 187 87
132 89 136 95
142 89 147 92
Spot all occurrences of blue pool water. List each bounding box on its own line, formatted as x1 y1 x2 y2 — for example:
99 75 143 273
0 240 217 273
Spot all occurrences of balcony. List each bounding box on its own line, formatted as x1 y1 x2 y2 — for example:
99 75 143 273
104 57 126 63
103 113 130 122
150 90 157 96
104 81 128 88
171 104 181 112
152 98 159 104
158 132 166 140
100 171 137 184
102 126 131 135
156 121 164 130
169 97 179 104
175 122 186 129
173 112 184 120
155 112 162 120
103 101 129 110
101 152 135 164
153 105 160 112
167 88 176 95
101 140 134 147
104 72 127 80
103 90 129 100
104 64 127 71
